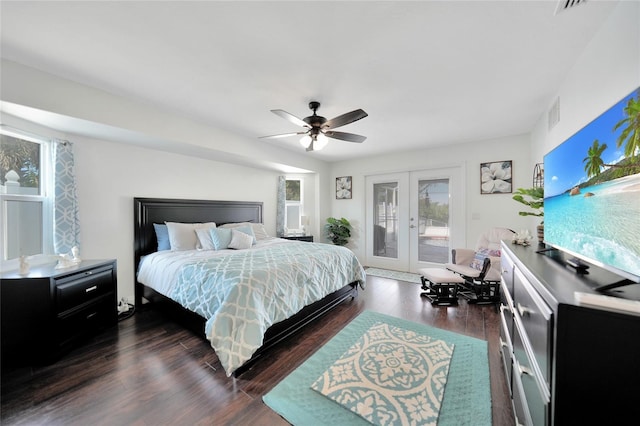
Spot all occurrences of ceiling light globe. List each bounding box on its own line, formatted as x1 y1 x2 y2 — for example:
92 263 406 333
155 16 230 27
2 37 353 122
299 135 311 148
314 133 329 150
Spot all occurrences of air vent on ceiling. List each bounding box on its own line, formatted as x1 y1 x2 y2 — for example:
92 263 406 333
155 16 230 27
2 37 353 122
555 0 587 15
548 97 560 131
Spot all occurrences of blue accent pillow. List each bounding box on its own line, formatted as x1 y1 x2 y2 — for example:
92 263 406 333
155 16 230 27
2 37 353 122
153 223 171 251
210 227 233 250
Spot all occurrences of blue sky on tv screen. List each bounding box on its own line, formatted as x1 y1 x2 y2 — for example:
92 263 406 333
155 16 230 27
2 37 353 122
544 89 637 198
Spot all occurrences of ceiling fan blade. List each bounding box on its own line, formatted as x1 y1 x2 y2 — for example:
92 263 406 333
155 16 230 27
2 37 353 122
259 131 307 139
271 109 309 128
324 109 368 129
324 131 366 143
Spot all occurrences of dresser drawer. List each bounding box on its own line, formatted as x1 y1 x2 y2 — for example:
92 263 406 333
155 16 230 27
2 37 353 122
501 252 515 295
499 304 514 393
56 267 114 314
511 357 532 426
500 280 515 337
57 295 116 347
512 325 550 426
513 267 553 387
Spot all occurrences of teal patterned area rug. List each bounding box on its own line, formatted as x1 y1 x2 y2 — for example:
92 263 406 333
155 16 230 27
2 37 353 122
365 268 422 284
311 322 454 425
263 311 491 426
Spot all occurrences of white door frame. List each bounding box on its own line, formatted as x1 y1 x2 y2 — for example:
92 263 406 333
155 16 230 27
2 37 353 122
365 166 465 273
408 167 465 272
365 172 409 271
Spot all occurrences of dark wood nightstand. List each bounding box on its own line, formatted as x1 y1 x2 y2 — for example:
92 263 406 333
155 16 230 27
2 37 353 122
282 235 314 242
1 259 118 366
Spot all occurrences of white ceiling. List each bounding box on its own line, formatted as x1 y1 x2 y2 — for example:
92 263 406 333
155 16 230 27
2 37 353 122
0 1 617 162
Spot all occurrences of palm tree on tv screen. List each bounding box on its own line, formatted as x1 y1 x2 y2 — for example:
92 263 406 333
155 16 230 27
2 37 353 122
583 139 608 178
614 93 640 158
583 90 640 179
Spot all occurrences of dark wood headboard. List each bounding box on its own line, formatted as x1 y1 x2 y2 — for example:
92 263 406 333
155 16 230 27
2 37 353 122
133 197 263 288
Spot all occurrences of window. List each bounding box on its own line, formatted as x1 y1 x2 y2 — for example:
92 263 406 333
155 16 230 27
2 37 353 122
285 178 303 232
0 128 53 260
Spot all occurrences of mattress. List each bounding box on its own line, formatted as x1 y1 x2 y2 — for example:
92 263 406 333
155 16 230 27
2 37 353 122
137 238 365 375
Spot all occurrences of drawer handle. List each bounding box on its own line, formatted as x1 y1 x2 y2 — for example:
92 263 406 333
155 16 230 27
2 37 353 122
517 303 534 317
86 312 98 320
518 364 533 377
85 285 98 293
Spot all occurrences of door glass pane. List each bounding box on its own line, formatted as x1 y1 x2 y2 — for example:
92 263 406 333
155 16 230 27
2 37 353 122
373 182 398 258
4 199 43 259
418 179 449 263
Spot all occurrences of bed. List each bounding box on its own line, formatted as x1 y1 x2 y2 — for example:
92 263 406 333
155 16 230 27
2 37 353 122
133 197 365 377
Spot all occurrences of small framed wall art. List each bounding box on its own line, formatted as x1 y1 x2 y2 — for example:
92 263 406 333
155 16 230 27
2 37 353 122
336 176 352 199
480 160 512 194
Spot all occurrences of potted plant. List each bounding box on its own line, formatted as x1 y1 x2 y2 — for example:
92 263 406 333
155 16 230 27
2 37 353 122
512 187 544 242
325 217 352 246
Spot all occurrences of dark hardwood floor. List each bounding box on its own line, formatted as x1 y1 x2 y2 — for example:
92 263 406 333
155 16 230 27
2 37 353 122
1 275 515 425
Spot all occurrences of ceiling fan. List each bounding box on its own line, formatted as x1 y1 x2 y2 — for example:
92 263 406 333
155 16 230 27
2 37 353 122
259 101 368 152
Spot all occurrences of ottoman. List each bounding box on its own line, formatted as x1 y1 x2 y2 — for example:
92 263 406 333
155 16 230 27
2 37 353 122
418 268 465 306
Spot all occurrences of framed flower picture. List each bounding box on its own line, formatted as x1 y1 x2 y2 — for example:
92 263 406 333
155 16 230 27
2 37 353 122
336 176 352 199
480 160 512 194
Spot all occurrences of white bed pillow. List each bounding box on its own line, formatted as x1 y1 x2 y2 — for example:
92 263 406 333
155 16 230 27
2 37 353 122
195 227 216 250
228 228 254 250
220 222 269 240
166 222 216 251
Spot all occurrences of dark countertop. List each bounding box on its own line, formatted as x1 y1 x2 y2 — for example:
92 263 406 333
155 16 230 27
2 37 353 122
502 242 640 308
1 259 115 280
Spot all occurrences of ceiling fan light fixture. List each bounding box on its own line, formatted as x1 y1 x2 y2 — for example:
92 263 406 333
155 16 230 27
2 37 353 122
314 133 329 150
263 101 367 152
299 134 312 148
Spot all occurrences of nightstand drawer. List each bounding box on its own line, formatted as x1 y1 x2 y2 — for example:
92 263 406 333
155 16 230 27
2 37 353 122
1 259 117 367
57 296 115 347
56 267 115 314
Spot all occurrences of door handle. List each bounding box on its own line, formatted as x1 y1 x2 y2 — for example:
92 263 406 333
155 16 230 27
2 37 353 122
409 225 416 228
517 303 534 317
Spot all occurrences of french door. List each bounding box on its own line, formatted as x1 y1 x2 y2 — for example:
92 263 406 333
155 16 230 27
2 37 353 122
365 167 464 273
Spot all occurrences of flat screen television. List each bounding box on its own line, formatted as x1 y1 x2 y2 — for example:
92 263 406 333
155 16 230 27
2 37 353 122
543 86 640 290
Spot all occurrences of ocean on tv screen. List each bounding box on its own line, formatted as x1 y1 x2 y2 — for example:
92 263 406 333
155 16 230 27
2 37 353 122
544 87 640 280
544 173 640 278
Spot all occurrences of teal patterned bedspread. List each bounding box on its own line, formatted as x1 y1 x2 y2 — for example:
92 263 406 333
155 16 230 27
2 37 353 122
171 241 366 376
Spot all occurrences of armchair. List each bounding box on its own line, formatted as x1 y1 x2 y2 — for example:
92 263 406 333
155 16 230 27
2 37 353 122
445 227 515 304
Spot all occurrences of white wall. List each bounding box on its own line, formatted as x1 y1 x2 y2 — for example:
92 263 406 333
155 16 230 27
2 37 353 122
531 1 640 163
75 136 286 303
328 133 532 263
0 60 328 176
